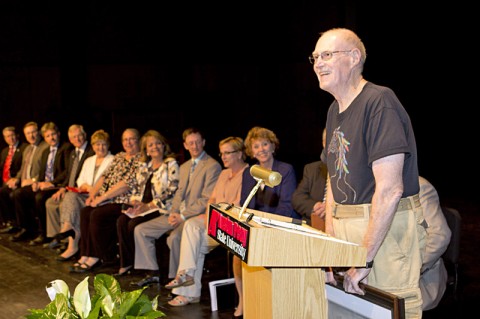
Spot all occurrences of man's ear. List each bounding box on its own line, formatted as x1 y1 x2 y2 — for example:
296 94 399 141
351 48 362 65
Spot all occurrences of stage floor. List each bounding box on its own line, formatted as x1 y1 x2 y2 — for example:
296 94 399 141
0 195 477 319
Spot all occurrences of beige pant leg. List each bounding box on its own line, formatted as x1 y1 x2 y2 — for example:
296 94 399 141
45 197 60 238
333 204 426 319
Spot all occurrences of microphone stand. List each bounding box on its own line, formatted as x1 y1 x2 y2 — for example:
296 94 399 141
238 177 264 220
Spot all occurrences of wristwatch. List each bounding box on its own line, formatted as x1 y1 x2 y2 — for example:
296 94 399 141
365 260 374 269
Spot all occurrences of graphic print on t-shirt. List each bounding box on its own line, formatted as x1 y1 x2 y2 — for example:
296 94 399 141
328 126 357 203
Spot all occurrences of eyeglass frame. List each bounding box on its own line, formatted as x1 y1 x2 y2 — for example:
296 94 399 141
308 50 353 64
219 150 239 157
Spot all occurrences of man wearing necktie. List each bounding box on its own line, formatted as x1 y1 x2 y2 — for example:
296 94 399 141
0 127 27 231
132 127 221 287
0 122 48 235
10 122 73 244
45 125 94 246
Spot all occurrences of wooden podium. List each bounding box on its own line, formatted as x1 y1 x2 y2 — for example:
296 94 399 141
207 203 367 319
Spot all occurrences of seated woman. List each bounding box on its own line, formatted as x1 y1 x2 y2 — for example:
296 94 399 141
55 129 115 261
70 128 141 273
166 136 248 307
233 126 300 318
115 130 180 276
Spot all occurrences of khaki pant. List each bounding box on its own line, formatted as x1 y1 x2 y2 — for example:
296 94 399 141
332 195 426 319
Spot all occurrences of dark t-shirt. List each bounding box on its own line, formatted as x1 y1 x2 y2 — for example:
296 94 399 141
321 82 419 204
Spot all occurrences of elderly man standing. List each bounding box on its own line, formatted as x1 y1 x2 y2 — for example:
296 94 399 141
311 28 425 318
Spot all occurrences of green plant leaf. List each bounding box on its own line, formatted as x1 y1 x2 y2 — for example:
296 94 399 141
73 276 91 319
27 273 166 319
32 293 79 319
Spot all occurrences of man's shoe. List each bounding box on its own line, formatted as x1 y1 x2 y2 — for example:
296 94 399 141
28 234 48 246
130 275 160 287
9 228 29 242
44 239 61 249
0 225 20 234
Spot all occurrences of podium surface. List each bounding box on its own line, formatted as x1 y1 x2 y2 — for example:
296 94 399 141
207 203 367 319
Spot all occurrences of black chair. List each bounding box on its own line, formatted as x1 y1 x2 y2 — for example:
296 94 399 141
440 206 461 297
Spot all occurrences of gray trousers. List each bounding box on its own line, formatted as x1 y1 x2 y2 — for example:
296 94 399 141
45 192 87 238
134 214 184 278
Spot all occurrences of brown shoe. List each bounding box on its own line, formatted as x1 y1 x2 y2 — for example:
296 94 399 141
28 234 48 246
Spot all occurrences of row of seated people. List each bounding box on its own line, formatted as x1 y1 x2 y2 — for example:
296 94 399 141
0 123 451 316
0 122 84 245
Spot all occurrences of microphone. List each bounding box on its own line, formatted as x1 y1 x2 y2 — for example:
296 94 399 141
250 165 282 187
238 165 283 219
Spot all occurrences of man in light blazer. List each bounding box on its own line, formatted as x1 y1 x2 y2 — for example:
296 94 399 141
0 122 48 234
131 127 221 287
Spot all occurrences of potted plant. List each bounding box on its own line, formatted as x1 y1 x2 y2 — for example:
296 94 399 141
25 273 166 319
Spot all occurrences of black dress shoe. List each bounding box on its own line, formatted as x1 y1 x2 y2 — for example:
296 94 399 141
54 229 76 241
113 265 133 277
0 225 20 234
130 275 160 287
9 228 29 242
56 249 78 262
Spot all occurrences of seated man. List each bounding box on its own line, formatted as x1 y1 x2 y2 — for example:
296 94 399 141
418 176 451 311
131 127 221 287
292 128 327 228
10 122 72 244
0 126 27 231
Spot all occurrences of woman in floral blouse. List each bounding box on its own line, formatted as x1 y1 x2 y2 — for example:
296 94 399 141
71 128 142 273
114 129 180 276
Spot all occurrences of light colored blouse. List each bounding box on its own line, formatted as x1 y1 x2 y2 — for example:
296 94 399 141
210 164 248 206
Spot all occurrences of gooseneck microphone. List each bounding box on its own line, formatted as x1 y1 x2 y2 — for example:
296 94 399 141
238 165 283 219
249 165 282 187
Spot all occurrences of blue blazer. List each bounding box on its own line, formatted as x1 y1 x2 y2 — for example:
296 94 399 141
240 159 300 219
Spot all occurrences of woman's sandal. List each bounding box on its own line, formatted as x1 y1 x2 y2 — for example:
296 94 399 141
70 260 102 273
168 295 200 307
165 273 194 289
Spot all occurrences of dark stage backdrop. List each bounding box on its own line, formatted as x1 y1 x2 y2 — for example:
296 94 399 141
0 2 474 201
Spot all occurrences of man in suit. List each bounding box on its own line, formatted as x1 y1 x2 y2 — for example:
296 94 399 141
0 127 27 227
292 128 327 228
44 124 94 245
10 122 73 244
0 122 47 234
131 127 221 287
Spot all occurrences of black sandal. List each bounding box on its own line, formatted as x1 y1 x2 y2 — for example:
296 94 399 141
70 260 101 273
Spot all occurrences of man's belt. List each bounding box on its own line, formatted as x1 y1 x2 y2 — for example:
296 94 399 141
332 194 420 219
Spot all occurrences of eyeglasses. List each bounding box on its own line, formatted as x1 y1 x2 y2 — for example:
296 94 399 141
308 50 352 64
219 151 238 157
